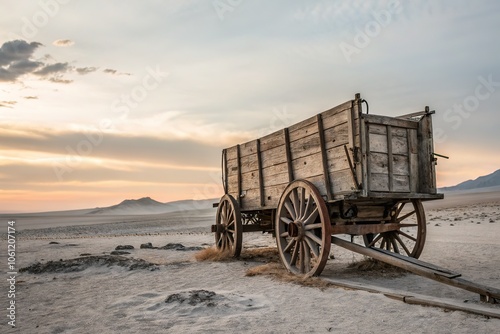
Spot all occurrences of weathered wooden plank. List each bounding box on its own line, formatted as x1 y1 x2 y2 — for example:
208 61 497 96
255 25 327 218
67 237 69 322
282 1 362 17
322 108 349 130
283 128 293 182
226 145 238 161
370 173 390 192
393 175 410 192
261 145 286 168
227 174 238 195
369 152 389 174
369 133 388 153
387 125 394 191
393 154 409 176
417 109 437 194
289 134 321 160
321 100 352 126
239 154 259 174
288 116 317 140
392 127 408 138
236 144 241 205
227 158 238 174
260 130 285 151
292 152 324 180
261 162 289 187
324 122 349 149
241 170 259 191
392 135 409 155
317 114 333 200
330 168 357 195
364 114 419 129
359 117 369 197
326 145 350 173
239 140 258 158
256 139 264 207
262 184 289 209
408 129 419 193
223 149 228 194
368 124 387 135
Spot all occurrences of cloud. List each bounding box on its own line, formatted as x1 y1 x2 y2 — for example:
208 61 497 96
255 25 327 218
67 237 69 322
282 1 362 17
34 62 70 76
53 39 75 47
0 101 17 108
24 96 38 99
0 40 42 66
0 40 99 83
103 68 131 76
76 67 98 75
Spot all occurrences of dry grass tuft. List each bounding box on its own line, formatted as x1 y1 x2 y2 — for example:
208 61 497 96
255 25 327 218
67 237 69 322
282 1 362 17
245 263 333 290
194 247 234 262
239 247 279 262
347 257 407 277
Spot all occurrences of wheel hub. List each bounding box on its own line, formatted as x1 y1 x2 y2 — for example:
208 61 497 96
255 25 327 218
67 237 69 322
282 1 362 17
288 220 305 239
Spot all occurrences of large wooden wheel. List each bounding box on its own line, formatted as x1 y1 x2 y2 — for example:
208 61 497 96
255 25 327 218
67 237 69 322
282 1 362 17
215 194 242 257
275 180 331 276
363 199 426 258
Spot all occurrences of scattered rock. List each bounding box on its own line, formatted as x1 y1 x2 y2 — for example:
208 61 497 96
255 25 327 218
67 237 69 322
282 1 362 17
160 243 203 251
115 245 134 250
20 255 158 274
450 224 454 226
140 242 154 249
454 217 461 221
434 223 440 227
165 290 216 306
477 222 481 224
111 250 130 255
490 219 495 223
49 241 60 245
80 253 91 256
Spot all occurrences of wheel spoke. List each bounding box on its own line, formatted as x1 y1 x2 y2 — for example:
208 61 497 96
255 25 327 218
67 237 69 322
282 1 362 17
395 202 406 218
399 223 418 228
397 210 416 223
398 230 417 242
302 194 312 217
280 232 289 238
304 223 322 230
291 189 300 219
367 233 383 248
290 242 299 265
303 242 311 273
303 207 319 225
299 242 305 273
283 238 296 253
305 231 322 246
305 237 319 258
298 187 306 219
284 199 296 220
280 216 293 224
394 233 411 256
390 235 400 254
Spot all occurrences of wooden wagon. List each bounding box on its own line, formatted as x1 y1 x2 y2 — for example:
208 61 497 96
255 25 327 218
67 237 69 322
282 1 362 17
212 93 444 277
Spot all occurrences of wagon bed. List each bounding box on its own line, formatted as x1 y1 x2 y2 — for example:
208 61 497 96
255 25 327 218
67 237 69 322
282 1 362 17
223 93 442 212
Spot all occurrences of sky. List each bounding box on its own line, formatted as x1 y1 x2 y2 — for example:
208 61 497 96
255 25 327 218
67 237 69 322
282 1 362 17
1 0 499 212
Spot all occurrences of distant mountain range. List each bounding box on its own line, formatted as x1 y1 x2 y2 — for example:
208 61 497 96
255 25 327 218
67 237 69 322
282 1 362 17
87 197 216 215
440 169 500 191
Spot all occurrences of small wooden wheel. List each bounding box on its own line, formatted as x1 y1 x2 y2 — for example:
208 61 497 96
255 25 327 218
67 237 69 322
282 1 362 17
363 199 426 258
275 180 331 276
215 194 242 257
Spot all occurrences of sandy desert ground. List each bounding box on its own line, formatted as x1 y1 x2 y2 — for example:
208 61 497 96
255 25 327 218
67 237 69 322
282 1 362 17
1 188 500 333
